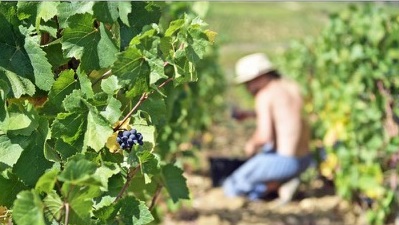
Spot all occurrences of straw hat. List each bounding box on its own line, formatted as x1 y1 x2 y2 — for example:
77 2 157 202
235 53 275 84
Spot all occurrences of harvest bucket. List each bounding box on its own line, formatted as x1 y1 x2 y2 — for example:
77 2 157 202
208 156 247 187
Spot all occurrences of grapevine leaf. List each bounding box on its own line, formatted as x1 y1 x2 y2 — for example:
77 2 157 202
58 159 101 186
76 68 94 99
85 105 113 152
0 135 24 168
57 1 94 28
101 75 121 95
119 2 161 50
161 164 189 203
13 118 52 186
98 23 118 68
0 172 27 207
100 97 122 124
22 27 54 91
148 57 168 85
118 2 132 26
62 90 85 112
43 191 63 222
95 163 120 191
51 112 86 147
0 14 36 98
93 198 121 222
35 167 60 194
62 13 118 73
2 113 31 134
139 94 167 126
42 42 70 70
13 190 46 225
93 2 119 24
137 151 160 184
6 102 39 136
37 2 59 22
186 26 209 63
2 70 35 98
120 196 154 225
56 139 82 160
165 19 184 37
62 183 101 224
112 47 150 98
43 69 77 114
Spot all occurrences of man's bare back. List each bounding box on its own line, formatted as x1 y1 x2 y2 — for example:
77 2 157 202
255 78 310 157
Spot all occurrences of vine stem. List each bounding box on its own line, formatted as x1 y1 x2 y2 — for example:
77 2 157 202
114 165 141 202
92 69 112 86
113 77 174 132
149 184 163 211
64 203 70 225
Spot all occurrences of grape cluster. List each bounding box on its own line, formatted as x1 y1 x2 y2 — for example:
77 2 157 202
117 129 143 149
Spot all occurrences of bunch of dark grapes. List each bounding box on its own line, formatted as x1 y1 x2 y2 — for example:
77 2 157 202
117 129 143 149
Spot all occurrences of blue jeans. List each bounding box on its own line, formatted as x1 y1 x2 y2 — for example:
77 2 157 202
222 144 313 200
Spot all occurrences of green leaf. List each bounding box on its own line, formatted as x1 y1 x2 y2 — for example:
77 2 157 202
13 118 53 186
161 164 189 203
140 94 167 126
148 57 168 85
76 68 94 99
62 13 118 73
165 19 184 37
119 2 161 50
93 2 119 24
35 167 60 194
112 47 150 98
42 42 70 70
22 27 55 91
62 183 101 224
37 2 59 22
0 14 36 98
1 70 35 98
57 1 94 28
100 96 122 124
13 190 46 225
2 113 31 133
51 112 86 147
0 135 24 168
43 191 63 222
101 75 121 95
44 69 78 113
120 196 154 225
0 172 27 207
137 151 160 184
118 2 132 26
62 90 85 112
85 106 113 152
98 23 118 68
58 158 100 186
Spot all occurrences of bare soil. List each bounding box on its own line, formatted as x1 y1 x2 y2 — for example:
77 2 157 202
160 120 373 225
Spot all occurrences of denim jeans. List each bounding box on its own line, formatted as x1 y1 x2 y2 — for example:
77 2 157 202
222 144 313 200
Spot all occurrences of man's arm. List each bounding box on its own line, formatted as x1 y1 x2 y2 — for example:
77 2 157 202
245 91 274 156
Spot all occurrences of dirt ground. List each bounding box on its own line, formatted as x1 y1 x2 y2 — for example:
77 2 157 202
160 121 373 225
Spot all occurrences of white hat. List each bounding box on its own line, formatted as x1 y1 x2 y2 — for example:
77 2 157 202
234 53 274 84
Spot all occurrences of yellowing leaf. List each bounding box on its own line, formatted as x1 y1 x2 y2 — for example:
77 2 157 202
106 132 120 153
320 153 338 179
204 30 217 44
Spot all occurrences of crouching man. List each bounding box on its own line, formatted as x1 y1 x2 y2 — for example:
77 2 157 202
223 53 313 204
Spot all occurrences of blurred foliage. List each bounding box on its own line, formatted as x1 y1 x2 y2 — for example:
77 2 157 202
279 4 399 224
